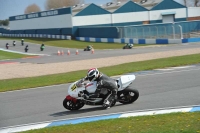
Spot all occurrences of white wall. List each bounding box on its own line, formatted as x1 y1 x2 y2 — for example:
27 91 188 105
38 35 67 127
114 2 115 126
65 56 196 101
10 14 73 30
150 8 186 21
188 7 200 17
73 14 111 26
112 11 149 24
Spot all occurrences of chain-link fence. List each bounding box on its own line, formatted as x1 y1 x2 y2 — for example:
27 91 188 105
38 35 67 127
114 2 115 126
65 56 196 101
118 20 200 39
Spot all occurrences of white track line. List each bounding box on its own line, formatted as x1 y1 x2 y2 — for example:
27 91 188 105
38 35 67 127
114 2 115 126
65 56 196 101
138 67 200 77
156 65 195 71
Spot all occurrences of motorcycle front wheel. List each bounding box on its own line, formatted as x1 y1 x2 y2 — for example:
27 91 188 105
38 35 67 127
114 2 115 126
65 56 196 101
63 98 85 111
118 88 139 104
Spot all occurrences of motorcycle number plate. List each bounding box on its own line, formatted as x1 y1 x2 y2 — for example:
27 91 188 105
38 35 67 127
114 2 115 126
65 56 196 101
71 84 77 91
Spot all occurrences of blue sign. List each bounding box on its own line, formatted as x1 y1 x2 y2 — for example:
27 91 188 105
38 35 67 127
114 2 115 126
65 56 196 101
10 7 72 21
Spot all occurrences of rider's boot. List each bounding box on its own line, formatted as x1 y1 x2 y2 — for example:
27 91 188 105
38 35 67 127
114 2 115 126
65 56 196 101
103 90 117 109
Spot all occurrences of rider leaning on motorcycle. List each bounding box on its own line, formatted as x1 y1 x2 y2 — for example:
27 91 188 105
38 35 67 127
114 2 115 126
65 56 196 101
79 68 118 108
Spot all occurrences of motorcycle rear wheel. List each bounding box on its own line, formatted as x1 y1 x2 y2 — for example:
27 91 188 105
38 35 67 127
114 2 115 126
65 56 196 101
63 98 85 111
118 88 139 104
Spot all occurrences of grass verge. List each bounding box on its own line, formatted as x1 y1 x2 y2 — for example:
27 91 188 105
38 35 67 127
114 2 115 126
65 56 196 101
0 37 156 49
1 53 200 92
22 112 200 133
0 50 32 60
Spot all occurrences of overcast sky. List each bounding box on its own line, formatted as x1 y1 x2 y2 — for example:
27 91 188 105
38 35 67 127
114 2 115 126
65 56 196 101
0 0 112 20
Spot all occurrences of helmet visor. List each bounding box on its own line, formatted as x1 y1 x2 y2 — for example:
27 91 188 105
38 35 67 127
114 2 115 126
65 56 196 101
88 75 95 81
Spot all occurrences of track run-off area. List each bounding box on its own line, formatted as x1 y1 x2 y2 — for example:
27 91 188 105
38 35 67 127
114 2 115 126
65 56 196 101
1 40 200 80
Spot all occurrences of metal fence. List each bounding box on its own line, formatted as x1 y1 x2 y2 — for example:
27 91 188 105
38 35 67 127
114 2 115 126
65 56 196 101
118 21 200 39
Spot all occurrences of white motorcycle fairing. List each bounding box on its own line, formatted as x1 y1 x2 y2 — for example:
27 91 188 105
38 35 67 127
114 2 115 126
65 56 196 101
68 81 97 98
117 75 135 91
68 75 135 98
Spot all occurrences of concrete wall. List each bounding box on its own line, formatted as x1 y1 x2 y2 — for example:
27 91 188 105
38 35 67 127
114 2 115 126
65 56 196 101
9 8 73 35
188 7 200 21
73 14 111 26
10 14 72 30
112 11 149 25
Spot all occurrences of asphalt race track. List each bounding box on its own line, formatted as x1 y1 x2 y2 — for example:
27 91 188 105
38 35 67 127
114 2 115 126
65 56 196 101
1 40 200 64
0 40 200 129
0 65 200 128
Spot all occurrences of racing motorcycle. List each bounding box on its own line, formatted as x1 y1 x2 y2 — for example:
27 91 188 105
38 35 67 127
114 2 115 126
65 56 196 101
84 45 93 51
6 43 9 49
63 75 139 110
123 44 133 49
40 44 45 51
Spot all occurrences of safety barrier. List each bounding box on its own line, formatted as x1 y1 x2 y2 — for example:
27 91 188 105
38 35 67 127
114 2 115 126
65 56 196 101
76 37 200 44
78 20 200 39
118 21 200 39
2 34 71 40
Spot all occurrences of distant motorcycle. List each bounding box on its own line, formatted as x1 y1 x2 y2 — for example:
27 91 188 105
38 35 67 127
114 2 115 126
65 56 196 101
6 43 9 49
21 39 24 46
40 44 45 51
13 41 16 46
25 45 28 52
84 45 93 51
123 44 133 49
63 74 139 110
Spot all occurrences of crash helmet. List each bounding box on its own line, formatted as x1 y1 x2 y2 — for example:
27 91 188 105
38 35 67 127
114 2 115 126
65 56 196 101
87 68 99 81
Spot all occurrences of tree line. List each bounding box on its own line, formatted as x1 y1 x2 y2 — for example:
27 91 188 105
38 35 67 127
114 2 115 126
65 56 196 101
0 19 9 26
24 0 85 14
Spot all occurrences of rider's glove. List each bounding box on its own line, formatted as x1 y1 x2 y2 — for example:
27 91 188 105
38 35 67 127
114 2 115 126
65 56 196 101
84 76 89 81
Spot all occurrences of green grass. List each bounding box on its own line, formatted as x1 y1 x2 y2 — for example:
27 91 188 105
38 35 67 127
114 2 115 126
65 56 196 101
0 50 31 60
22 112 200 133
0 37 157 49
1 53 200 92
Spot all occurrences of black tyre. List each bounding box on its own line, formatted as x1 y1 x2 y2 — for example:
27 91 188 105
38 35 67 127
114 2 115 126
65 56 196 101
118 88 139 104
63 98 85 111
